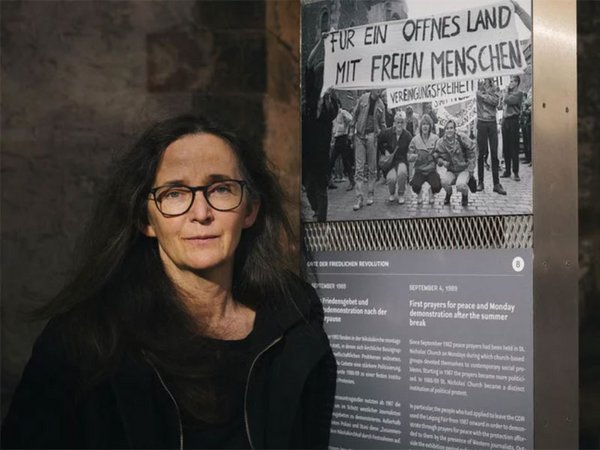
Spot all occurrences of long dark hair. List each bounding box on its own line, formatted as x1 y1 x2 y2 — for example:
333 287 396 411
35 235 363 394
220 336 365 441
35 114 295 380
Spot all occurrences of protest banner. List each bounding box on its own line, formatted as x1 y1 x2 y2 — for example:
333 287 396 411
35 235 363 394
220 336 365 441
437 99 477 130
322 1 526 93
387 80 476 109
387 77 509 109
301 0 532 223
431 94 472 109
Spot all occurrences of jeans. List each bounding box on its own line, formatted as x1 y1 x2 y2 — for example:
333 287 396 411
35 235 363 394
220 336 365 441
354 133 377 200
386 162 408 196
305 170 327 222
441 169 471 195
410 170 442 194
502 116 520 175
330 136 354 183
522 120 531 163
477 120 499 185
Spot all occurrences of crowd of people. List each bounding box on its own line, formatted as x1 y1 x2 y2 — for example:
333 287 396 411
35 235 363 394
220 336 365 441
304 76 531 221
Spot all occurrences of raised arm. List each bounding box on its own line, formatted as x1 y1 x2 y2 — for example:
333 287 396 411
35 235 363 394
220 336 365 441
511 0 532 31
504 90 524 106
476 87 500 107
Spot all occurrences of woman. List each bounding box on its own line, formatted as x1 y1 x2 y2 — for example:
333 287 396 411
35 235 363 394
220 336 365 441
2 114 336 449
407 114 441 204
377 111 412 204
435 120 477 207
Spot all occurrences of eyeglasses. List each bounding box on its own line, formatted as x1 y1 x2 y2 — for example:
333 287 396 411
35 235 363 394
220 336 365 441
150 180 247 217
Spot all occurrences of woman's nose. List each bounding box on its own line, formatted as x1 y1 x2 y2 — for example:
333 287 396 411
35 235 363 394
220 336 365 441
188 191 213 222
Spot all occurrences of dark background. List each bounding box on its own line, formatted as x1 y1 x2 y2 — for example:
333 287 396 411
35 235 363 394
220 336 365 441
577 1 600 447
1 0 599 446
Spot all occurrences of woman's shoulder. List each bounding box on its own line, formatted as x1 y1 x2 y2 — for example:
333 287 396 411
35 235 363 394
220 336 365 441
24 310 125 376
15 314 109 391
400 129 413 141
25 317 73 371
267 271 324 328
287 272 322 313
2 318 80 443
2 315 143 449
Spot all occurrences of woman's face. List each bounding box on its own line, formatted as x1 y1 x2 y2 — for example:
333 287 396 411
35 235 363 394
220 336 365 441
421 122 430 135
144 133 259 281
445 122 456 139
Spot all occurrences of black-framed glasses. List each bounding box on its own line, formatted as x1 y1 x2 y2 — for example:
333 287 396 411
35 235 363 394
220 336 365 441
150 180 247 217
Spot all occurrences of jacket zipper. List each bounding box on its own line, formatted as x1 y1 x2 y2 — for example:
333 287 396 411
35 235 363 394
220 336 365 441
146 358 184 450
142 335 285 450
244 336 283 450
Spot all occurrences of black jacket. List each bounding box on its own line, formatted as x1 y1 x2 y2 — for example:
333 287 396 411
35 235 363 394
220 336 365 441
2 278 336 449
377 127 413 173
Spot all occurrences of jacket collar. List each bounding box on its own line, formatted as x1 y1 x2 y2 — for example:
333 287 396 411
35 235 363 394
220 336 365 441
395 128 408 141
259 280 316 338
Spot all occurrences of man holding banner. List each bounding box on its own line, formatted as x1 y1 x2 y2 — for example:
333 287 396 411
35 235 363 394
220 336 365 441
351 90 386 211
500 75 525 181
476 78 506 195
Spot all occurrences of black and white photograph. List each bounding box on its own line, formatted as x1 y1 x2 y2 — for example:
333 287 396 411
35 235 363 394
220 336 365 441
301 0 532 222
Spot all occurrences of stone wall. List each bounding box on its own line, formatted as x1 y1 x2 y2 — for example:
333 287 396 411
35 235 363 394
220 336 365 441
0 0 300 413
265 1 301 233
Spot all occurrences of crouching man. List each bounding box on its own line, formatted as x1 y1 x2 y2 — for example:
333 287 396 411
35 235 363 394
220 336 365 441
435 120 477 207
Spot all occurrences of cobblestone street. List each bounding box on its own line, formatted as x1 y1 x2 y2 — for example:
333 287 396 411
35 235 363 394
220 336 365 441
302 160 533 222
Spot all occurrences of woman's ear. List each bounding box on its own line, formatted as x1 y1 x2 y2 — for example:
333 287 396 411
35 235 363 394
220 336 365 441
243 199 260 229
142 224 157 237
141 213 157 237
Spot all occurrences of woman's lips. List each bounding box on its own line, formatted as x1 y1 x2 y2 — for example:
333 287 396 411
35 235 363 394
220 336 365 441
184 235 218 243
